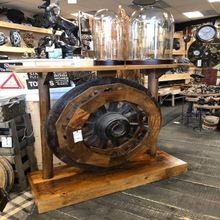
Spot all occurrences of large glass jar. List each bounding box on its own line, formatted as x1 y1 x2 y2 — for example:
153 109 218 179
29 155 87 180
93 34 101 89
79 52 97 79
128 5 174 64
93 9 124 65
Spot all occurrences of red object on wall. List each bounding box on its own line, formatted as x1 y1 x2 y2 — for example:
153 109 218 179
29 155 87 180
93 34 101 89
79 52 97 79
0 73 24 89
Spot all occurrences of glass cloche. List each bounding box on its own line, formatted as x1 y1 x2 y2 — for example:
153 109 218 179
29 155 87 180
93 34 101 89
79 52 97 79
128 5 174 64
93 9 124 65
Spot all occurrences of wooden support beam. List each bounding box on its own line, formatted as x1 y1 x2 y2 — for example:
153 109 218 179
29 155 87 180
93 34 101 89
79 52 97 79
38 73 53 179
148 72 159 100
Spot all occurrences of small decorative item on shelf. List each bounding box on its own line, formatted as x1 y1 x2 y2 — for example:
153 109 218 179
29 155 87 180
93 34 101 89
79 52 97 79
22 32 35 48
0 32 7 46
127 0 174 65
93 8 124 65
10 30 21 47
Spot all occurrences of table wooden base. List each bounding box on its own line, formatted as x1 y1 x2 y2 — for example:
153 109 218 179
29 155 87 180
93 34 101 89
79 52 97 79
28 150 187 214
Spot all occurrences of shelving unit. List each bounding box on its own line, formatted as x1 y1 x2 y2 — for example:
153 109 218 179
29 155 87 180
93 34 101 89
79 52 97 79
0 21 62 55
0 21 62 35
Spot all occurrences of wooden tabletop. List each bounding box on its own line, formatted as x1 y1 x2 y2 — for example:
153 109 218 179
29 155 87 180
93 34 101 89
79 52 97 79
10 63 192 73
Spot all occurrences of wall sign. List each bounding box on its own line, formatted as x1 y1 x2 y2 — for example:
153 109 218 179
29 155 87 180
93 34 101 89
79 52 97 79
26 72 71 89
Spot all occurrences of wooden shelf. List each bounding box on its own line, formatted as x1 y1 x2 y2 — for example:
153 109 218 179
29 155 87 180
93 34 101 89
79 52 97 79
0 46 34 54
159 73 192 82
173 51 185 56
145 73 192 83
0 21 62 35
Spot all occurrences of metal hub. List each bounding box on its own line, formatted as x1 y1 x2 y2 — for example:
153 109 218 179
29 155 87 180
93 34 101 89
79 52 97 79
82 101 149 150
95 113 130 139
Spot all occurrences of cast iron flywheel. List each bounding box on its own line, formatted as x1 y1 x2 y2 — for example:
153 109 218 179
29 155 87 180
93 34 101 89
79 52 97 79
46 78 161 169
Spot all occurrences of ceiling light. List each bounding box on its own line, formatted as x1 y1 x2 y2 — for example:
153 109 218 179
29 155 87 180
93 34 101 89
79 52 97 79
183 11 204 18
68 0 77 4
208 0 220 2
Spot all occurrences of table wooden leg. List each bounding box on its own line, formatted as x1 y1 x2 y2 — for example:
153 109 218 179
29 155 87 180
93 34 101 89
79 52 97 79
147 71 160 156
148 72 159 100
199 108 202 132
171 94 175 107
181 97 185 123
38 73 53 179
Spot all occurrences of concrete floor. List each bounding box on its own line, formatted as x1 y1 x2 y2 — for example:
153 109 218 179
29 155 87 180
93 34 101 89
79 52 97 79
27 105 220 220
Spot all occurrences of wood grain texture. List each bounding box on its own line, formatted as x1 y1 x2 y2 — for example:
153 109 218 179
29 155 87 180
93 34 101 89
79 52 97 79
38 73 53 179
0 157 14 192
159 73 192 82
0 21 61 35
0 46 34 53
28 150 187 213
0 161 7 190
11 64 192 73
148 72 159 100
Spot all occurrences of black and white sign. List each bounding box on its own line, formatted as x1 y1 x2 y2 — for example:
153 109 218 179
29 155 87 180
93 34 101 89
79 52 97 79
26 72 71 89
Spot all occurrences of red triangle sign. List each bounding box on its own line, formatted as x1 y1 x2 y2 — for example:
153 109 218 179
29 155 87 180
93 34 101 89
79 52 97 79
0 73 24 89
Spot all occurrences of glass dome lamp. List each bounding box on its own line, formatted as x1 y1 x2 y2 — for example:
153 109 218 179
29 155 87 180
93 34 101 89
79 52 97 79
128 4 174 65
93 9 124 65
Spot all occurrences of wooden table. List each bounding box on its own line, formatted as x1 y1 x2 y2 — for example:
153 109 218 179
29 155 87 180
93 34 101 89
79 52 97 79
11 63 190 213
11 63 190 179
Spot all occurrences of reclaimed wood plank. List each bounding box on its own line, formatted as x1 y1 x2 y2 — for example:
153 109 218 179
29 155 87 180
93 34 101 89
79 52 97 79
11 64 192 73
28 151 187 213
38 73 53 179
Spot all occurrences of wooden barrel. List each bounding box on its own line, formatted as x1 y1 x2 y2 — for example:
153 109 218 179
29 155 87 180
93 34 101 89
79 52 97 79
0 161 8 190
202 116 220 131
0 157 14 191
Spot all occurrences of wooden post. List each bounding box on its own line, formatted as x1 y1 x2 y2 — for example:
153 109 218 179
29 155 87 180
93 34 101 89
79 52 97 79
148 71 159 100
38 73 53 179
